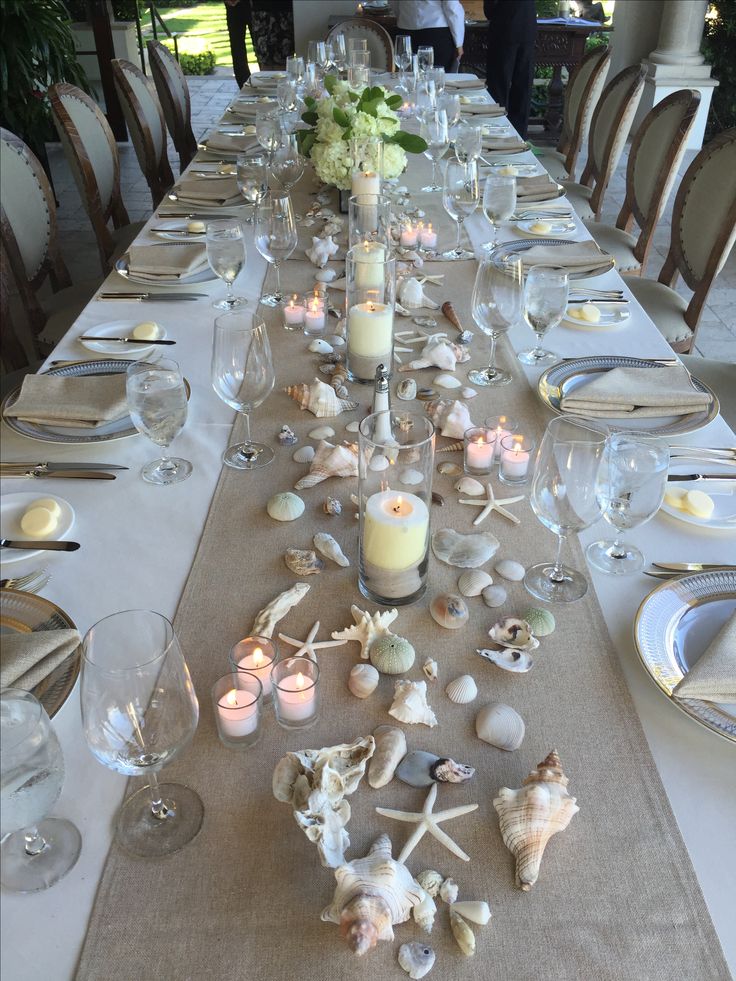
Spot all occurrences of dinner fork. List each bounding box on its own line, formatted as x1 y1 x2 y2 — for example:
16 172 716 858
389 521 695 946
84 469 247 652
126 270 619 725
0 568 50 592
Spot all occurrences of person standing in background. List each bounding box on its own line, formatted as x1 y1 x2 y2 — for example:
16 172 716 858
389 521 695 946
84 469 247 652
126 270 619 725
484 0 537 138
251 0 295 71
224 0 253 88
390 0 465 72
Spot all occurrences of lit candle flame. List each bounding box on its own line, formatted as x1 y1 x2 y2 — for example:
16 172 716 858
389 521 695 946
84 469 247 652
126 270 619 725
392 496 403 514
226 689 238 707
296 672 305 690
253 647 264 667
513 440 523 454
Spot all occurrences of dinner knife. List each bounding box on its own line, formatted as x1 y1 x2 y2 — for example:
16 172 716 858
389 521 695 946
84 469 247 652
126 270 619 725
0 470 116 480
79 336 176 345
0 539 81 551
1 462 128 471
666 473 736 482
97 293 206 302
156 212 237 220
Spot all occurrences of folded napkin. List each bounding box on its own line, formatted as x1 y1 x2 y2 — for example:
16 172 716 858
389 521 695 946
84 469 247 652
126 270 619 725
126 243 209 284
673 613 736 703
202 132 257 154
560 365 713 418
0 629 81 691
4 374 129 429
516 174 561 201
228 100 276 117
173 176 242 207
482 136 528 152
446 78 488 90
250 72 286 88
461 102 506 117
519 240 611 277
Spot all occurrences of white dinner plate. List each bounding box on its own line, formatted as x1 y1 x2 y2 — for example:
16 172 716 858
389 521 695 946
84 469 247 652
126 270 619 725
78 320 167 356
660 480 736 532
1 493 75 565
562 303 631 330
513 218 577 238
150 221 206 242
482 161 539 176
115 248 217 286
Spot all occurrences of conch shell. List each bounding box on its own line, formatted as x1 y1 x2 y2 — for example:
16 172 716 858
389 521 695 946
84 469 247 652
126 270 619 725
493 749 579 891
425 399 475 440
294 440 359 490
273 735 375 868
306 234 339 267
285 378 358 417
388 679 437 727
321 835 436 955
398 277 439 310
332 605 399 659
398 336 470 373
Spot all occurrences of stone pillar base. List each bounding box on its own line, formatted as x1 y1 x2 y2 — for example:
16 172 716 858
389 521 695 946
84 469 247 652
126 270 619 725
634 60 719 150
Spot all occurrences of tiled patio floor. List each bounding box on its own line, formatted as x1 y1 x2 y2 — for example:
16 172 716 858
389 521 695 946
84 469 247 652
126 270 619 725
45 74 735 362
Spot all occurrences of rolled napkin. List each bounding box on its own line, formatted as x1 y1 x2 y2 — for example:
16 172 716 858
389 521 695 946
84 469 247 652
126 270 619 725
4 374 129 428
518 239 612 277
202 132 258 154
482 136 529 152
460 102 506 117
173 176 242 207
126 243 209 282
516 174 561 201
673 613 736 703
446 78 489 90
560 364 713 418
0 629 81 691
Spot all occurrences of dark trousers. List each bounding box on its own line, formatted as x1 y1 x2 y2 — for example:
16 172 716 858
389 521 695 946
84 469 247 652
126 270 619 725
225 0 252 88
486 41 535 138
405 27 456 73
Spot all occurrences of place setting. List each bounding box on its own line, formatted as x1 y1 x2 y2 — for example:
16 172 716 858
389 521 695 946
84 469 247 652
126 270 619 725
115 242 217 286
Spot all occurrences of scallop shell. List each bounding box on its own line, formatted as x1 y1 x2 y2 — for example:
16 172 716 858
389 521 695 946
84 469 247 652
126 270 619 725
433 372 462 389
481 585 507 608
309 425 335 439
455 477 485 496
292 446 315 463
488 617 539 651
461 387 478 399
426 399 474 439
284 548 324 576
369 454 390 472
345 420 360 433
348 663 380 699
445 674 478 704
437 462 462 476
432 529 500 569
522 607 556 636
389 679 437 727
439 877 459 904
495 559 525 582
429 593 469 629
368 725 407 788
267 492 305 522
475 702 525 751
451 901 492 926
294 440 359 490
416 870 443 897
370 635 416 675
422 657 438 681
449 909 476 957
285 378 358 418
305 234 339 268
398 941 435 979
397 378 417 401
399 468 423 486
458 570 493 597
323 496 342 515
313 531 350 567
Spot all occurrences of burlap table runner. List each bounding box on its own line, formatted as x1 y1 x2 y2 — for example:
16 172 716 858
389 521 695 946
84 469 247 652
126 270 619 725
76 158 729 981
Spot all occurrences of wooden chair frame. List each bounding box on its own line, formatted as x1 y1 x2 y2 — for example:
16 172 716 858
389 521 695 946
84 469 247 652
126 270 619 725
557 46 610 181
325 18 394 72
147 40 197 172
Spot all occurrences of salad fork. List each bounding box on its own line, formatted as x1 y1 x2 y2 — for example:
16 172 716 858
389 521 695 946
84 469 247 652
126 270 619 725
0 568 50 592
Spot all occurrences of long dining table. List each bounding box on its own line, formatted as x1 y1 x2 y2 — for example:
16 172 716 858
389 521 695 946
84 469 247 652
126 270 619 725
1 74 734 980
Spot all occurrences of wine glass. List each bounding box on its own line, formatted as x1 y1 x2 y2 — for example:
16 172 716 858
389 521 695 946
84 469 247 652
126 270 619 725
467 256 523 387
212 311 275 470
81 610 202 858
427 67 445 95
416 77 436 113
126 358 192 485
524 416 608 603
395 34 412 82
420 108 449 192
454 119 483 163
286 55 305 83
254 191 298 306
438 92 461 129
272 132 305 196
482 174 516 250
518 265 569 365
587 433 669 575
277 78 299 111
442 157 479 260
417 45 434 74
1 689 81 892
328 35 347 74
255 105 281 163
307 40 327 73
236 152 268 223
206 217 247 309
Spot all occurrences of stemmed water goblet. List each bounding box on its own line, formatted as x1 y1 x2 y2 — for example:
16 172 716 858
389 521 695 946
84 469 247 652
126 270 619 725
587 433 669 575
277 78 299 112
417 45 434 74
518 265 569 365
467 256 523 387
211 311 275 470
255 105 281 163
254 191 298 307
524 416 608 603
272 133 305 204
442 157 479 260
1 688 81 891
454 119 483 163
420 108 449 192
307 40 327 73
206 217 247 309
286 55 305 83
81 610 202 858
427 66 445 95
327 35 347 74
236 152 268 224
482 174 516 250
126 358 192 485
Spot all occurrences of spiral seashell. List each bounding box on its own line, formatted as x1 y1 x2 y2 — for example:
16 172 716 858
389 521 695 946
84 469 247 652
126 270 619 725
389 679 437 727
399 338 469 373
294 440 359 490
284 548 324 576
441 301 463 332
398 277 440 310
416 869 443 898
445 674 478 704
369 635 415 675
285 378 358 418
348 663 380 699
457 570 493 597
436 440 464 453
475 702 525 751
449 909 476 957
323 496 342 515
439 877 458 904
422 657 438 681
267 492 305 522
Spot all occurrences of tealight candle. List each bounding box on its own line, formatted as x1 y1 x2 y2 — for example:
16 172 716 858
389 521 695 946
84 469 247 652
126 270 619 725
272 657 320 729
499 433 535 484
464 427 496 475
484 415 517 462
419 222 438 250
229 635 277 701
363 490 430 570
283 294 305 330
351 169 381 197
304 294 327 334
400 223 419 248
212 674 262 748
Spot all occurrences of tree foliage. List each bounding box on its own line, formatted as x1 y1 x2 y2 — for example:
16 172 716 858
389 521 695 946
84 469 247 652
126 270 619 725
702 0 736 136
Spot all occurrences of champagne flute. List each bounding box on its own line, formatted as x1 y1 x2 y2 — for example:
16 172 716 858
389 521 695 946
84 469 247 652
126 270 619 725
81 610 202 858
417 45 434 74
211 311 275 470
524 416 608 603
587 433 669 575
438 92 461 129
420 107 449 192
518 265 569 365
254 191 298 306
206 217 247 309
395 34 412 85
127 358 192 485
467 256 523 386
482 174 516 250
416 77 436 113
236 152 268 224
454 119 482 163
1 689 81 892
442 157 479 259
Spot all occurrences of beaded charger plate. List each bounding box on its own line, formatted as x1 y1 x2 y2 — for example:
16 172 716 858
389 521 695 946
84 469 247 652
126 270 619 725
490 237 615 279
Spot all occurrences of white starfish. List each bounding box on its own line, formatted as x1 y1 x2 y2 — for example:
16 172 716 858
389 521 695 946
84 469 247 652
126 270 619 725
458 481 524 526
375 784 478 863
278 621 345 663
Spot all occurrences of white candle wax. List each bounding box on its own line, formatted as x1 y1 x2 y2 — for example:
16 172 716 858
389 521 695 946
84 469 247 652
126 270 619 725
237 645 274 696
277 671 316 722
500 441 530 479
466 436 494 471
493 427 511 461
304 300 326 333
419 223 438 249
400 226 418 247
353 242 386 290
284 301 305 326
352 170 381 197
363 490 429 570
217 689 258 738
348 301 393 358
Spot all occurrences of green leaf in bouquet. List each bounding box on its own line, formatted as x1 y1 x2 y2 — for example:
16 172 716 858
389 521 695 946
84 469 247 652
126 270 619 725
333 106 351 128
304 96 317 109
387 131 428 154
323 73 338 94
298 131 316 157
361 97 381 117
302 110 318 126
386 94 403 109
347 90 360 103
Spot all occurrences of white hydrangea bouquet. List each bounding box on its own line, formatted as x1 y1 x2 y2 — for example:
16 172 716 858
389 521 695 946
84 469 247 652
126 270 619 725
296 75 427 190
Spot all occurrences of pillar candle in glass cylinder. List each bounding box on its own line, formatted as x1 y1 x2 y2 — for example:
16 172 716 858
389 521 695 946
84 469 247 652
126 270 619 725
350 136 383 199
353 241 387 290
348 195 391 252
346 249 395 384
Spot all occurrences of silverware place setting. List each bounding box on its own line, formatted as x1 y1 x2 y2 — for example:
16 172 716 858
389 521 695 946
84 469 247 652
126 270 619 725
0 567 50 592
96 292 207 303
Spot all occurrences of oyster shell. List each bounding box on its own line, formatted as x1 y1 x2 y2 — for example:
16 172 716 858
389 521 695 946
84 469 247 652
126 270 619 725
449 909 476 957
429 593 469 629
398 942 436 979
425 399 475 439
267 492 305 522
370 635 416 675
285 378 358 418
389 679 437 727
488 617 540 652
432 529 499 569
397 378 417 401
251 583 310 638
458 570 493 597
445 674 478 704
476 647 534 673
495 559 525 582
422 657 438 682
451 901 492 926
439 877 459 904
455 476 485 496
305 234 339 268
294 440 359 490
332 605 399 660
348 663 380 699
313 531 350 567
368 725 407 789
397 751 474 788
437 461 462 476
284 548 324 576
475 702 525 751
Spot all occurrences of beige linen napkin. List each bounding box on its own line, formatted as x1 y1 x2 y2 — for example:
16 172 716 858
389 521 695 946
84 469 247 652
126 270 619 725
482 136 528 152
446 78 488 90
461 102 506 117
560 365 712 418
0 629 81 691
516 174 561 201
173 177 242 206
203 132 258 154
520 240 612 276
673 613 736 703
4 374 129 428
126 243 209 282
228 100 276 117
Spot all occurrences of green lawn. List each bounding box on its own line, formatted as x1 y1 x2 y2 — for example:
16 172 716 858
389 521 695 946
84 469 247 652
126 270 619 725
141 2 256 67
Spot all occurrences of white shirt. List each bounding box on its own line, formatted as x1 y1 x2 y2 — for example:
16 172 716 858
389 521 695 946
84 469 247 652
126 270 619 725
391 1 465 48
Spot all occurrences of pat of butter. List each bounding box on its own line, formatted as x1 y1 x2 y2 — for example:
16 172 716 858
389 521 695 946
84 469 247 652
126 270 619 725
20 506 57 538
529 221 552 234
132 321 162 341
498 165 517 176
567 307 584 320
580 303 601 323
187 220 206 234
29 497 62 520
460 96 470 104
685 489 715 519
664 486 688 510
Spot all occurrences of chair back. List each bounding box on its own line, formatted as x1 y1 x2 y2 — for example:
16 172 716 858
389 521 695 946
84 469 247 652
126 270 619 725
558 46 610 180
147 40 197 171
617 89 700 272
325 18 394 71
579 64 645 218
49 83 130 272
111 58 174 206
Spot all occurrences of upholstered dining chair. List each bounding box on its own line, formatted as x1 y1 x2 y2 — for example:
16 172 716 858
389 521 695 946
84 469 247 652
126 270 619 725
325 18 394 72
0 128 100 355
560 64 646 222
626 128 736 353
49 83 145 275
147 40 197 172
535 46 610 183
111 58 174 207
584 89 700 277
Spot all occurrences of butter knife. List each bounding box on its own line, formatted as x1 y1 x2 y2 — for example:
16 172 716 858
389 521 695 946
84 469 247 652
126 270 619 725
97 293 206 302
667 473 736 482
156 212 235 220
1 462 127 471
0 470 116 480
79 336 176 345
1 540 81 551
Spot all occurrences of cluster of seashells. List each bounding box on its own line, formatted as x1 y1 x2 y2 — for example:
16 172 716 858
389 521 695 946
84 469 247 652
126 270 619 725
411 871 492 961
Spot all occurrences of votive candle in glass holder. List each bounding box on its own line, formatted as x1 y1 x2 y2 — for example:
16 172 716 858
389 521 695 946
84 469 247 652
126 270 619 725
399 221 419 248
283 293 305 331
272 656 320 729
304 291 327 334
484 414 517 462
350 137 383 199
499 433 535 484
212 673 262 748
346 247 395 384
464 427 496 475
418 222 438 250
229 634 277 702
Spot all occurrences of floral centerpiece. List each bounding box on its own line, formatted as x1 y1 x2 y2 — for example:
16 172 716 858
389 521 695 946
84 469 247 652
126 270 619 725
296 75 427 190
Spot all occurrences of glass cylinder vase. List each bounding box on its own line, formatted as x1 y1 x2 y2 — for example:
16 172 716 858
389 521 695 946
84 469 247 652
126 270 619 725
348 193 391 251
350 137 383 198
345 247 395 384
358 411 435 605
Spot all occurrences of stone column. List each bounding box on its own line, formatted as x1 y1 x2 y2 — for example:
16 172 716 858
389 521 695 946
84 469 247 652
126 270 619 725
649 0 708 65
